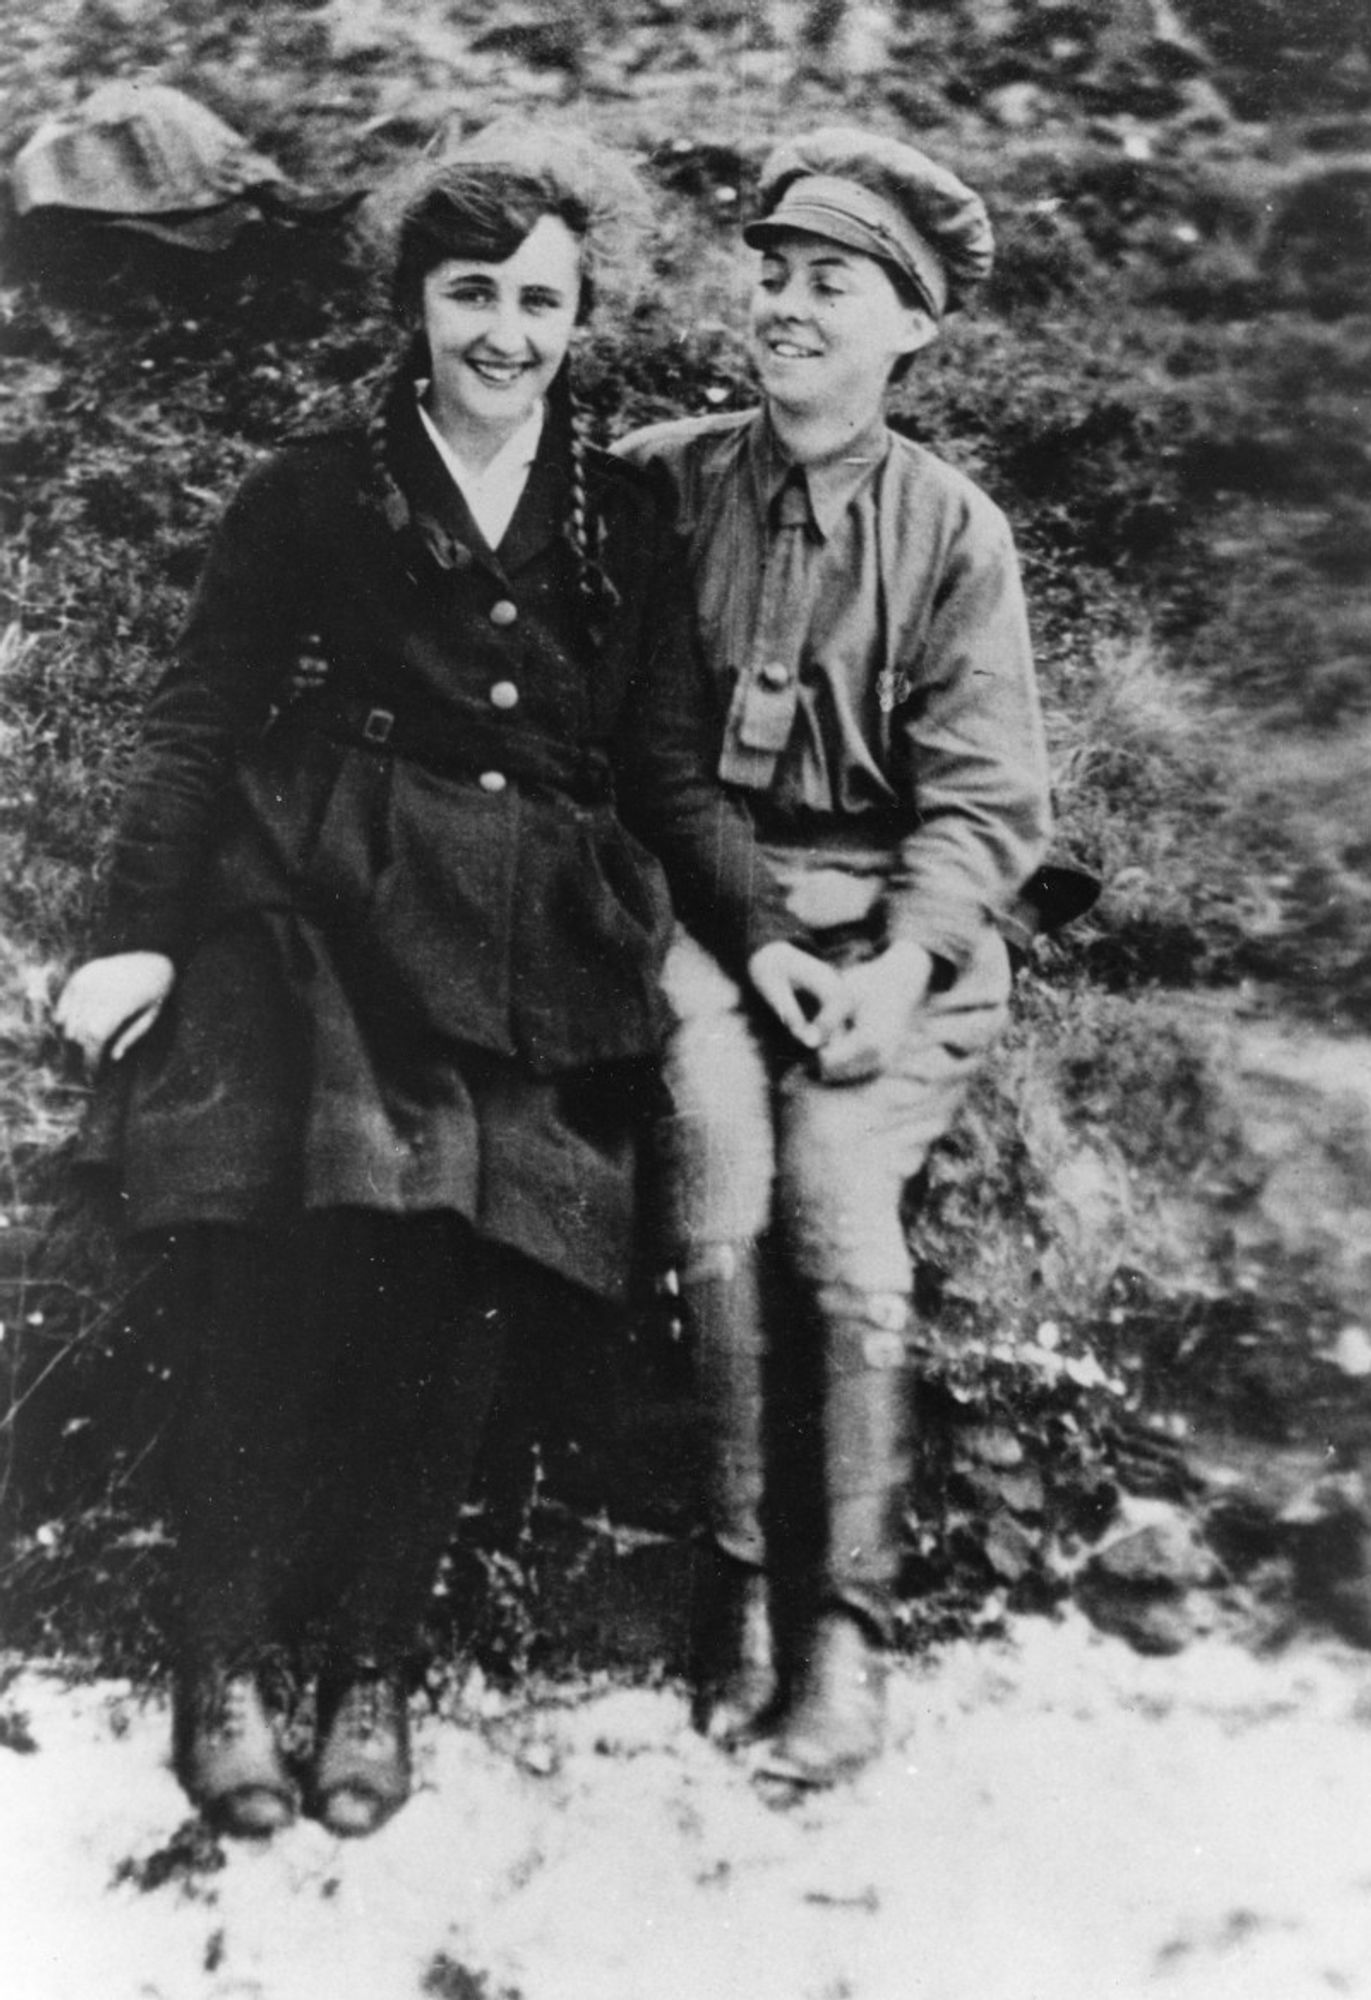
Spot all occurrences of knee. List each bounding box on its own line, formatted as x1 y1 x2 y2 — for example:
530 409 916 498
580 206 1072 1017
659 1101 776 1251
778 1150 912 1298
659 1029 775 1254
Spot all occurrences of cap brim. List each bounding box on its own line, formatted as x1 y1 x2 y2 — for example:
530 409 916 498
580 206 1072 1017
742 198 943 317
743 203 894 266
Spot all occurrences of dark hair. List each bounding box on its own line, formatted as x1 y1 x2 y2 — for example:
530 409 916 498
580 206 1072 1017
368 168 618 627
389 164 595 325
362 129 653 626
880 258 930 384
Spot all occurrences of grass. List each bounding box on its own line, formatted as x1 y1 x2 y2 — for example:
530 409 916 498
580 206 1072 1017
1 0 1368 1663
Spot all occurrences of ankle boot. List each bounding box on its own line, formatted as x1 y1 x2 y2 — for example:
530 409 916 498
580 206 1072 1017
762 1606 887 1784
679 1243 780 1743
764 1290 914 1786
311 1668 412 1837
173 1662 297 1837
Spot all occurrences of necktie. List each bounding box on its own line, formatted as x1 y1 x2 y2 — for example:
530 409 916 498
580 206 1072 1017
716 470 812 791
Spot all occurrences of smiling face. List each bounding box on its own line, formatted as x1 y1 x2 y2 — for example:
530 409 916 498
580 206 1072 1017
749 227 935 427
420 212 583 465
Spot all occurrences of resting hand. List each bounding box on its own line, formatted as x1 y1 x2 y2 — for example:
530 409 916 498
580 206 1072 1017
814 940 936 1084
54 952 176 1067
747 940 848 1050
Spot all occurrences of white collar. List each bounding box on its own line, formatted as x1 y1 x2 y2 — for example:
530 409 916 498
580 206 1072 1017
417 393 545 547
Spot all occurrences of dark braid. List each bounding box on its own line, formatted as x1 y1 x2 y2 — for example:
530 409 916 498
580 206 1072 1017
363 335 426 535
558 370 621 623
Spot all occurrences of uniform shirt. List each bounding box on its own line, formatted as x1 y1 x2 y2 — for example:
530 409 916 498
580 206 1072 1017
615 406 1052 972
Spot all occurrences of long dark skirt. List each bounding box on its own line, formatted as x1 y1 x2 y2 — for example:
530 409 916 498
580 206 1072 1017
79 915 659 1303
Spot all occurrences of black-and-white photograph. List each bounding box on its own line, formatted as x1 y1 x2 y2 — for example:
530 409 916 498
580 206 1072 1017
3 3 1370 1994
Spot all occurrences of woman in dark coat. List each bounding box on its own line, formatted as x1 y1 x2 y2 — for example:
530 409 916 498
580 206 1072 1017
55 124 829 1841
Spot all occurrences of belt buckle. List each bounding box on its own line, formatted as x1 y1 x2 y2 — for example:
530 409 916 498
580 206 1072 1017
362 706 394 745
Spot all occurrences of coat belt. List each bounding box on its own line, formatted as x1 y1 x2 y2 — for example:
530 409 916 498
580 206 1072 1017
304 691 616 808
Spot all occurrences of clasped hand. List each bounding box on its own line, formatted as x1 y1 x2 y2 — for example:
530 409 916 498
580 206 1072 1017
747 937 935 1083
53 952 176 1068
55 938 934 1084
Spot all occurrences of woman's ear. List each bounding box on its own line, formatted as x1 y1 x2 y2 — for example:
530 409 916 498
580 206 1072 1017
895 306 939 362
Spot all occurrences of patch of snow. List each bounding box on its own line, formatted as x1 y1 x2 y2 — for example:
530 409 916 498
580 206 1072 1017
6 1617 1371 1999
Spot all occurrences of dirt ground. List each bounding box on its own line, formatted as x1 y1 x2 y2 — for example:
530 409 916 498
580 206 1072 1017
6 1611 1371 2000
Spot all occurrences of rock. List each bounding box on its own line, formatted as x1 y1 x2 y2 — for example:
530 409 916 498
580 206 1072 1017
1090 1508 1216 1588
1075 1579 1208 1655
960 1425 1026 1469
998 1469 1048 1518
10 80 345 250
1076 1502 1219 1650
984 1516 1038 1585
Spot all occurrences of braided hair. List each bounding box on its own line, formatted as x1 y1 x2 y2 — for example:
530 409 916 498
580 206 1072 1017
557 365 622 624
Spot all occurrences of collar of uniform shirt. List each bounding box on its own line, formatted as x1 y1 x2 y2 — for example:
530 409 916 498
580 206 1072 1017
416 389 545 550
748 405 892 543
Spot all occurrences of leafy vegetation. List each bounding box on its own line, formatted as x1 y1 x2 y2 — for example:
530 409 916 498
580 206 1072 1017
2 0 1369 1672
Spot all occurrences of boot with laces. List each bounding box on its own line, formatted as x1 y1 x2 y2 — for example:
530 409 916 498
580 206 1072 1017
311 1667 412 1837
173 1662 298 1837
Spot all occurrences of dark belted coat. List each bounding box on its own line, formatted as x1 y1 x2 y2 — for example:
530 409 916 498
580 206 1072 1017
80 387 796 1298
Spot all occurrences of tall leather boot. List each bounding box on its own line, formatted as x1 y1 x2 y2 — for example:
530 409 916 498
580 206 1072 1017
764 1289 914 1787
681 1241 781 1747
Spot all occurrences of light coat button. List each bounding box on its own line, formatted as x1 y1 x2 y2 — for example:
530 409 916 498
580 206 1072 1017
489 680 519 710
488 599 518 627
758 660 793 688
478 770 507 793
